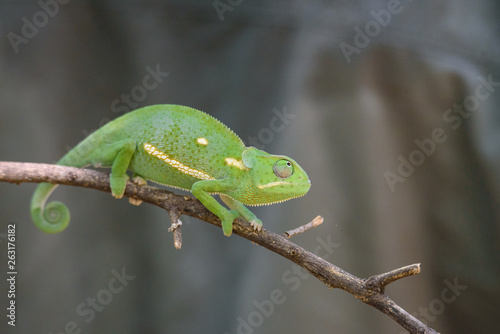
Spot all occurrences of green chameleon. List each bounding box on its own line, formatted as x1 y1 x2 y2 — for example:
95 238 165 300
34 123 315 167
31 105 311 236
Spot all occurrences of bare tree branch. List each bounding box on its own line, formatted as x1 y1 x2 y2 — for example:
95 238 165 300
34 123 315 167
284 215 323 238
167 209 183 250
365 263 422 292
0 161 439 334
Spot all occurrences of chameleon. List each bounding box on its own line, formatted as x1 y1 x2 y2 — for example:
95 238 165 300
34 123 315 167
31 104 311 236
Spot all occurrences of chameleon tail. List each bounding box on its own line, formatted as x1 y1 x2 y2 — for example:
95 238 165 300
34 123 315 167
30 182 70 233
29 134 97 233
30 128 111 233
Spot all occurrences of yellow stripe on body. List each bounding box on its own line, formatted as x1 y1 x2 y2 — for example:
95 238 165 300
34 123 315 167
224 157 246 170
143 143 214 180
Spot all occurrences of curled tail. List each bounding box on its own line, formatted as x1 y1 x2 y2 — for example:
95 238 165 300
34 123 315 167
29 133 96 233
31 182 70 233
29 124 131 233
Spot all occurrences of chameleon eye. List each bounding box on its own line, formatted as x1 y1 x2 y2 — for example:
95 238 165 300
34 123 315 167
273 159 293 179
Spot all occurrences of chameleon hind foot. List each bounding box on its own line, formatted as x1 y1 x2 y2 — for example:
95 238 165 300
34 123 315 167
131 175 147 186
128 198 143 206
128 176 147 205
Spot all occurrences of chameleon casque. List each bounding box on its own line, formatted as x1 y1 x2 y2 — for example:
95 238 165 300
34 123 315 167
31 105 311 236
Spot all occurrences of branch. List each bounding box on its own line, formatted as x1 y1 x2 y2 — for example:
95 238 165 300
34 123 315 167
284 215 323 238
0 162 438 334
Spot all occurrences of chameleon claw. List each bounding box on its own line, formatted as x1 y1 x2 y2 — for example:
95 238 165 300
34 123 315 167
112 192 124 199
128 197 143 206
110 174 127 199
131 175 147 187
222 220 233 237
250 219 263 232
221 210 240 236
127 176 147 205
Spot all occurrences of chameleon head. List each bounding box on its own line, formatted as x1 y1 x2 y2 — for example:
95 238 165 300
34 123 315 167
235 147 311 206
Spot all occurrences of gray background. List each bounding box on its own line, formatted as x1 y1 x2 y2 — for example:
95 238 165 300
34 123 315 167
1 0 499 333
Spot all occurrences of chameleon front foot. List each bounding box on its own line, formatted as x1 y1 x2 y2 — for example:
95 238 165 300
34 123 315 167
250 219 263 232
110 174 128 199
221 210 240 237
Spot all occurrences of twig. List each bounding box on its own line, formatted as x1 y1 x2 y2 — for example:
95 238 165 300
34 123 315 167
0 162 439 334
167 209 183 250
365 264 421 292
284 215 323 238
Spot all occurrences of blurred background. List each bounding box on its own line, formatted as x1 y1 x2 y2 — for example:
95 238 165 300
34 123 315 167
1 0 499 333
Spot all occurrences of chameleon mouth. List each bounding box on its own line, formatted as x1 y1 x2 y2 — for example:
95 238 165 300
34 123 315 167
257 181 295 189
247 192 309 207
256 180 311 189
247 178 310 206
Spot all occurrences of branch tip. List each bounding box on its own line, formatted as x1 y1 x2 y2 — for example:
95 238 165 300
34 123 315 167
284 215 323 238
167 210 183 250
365 263 421 290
